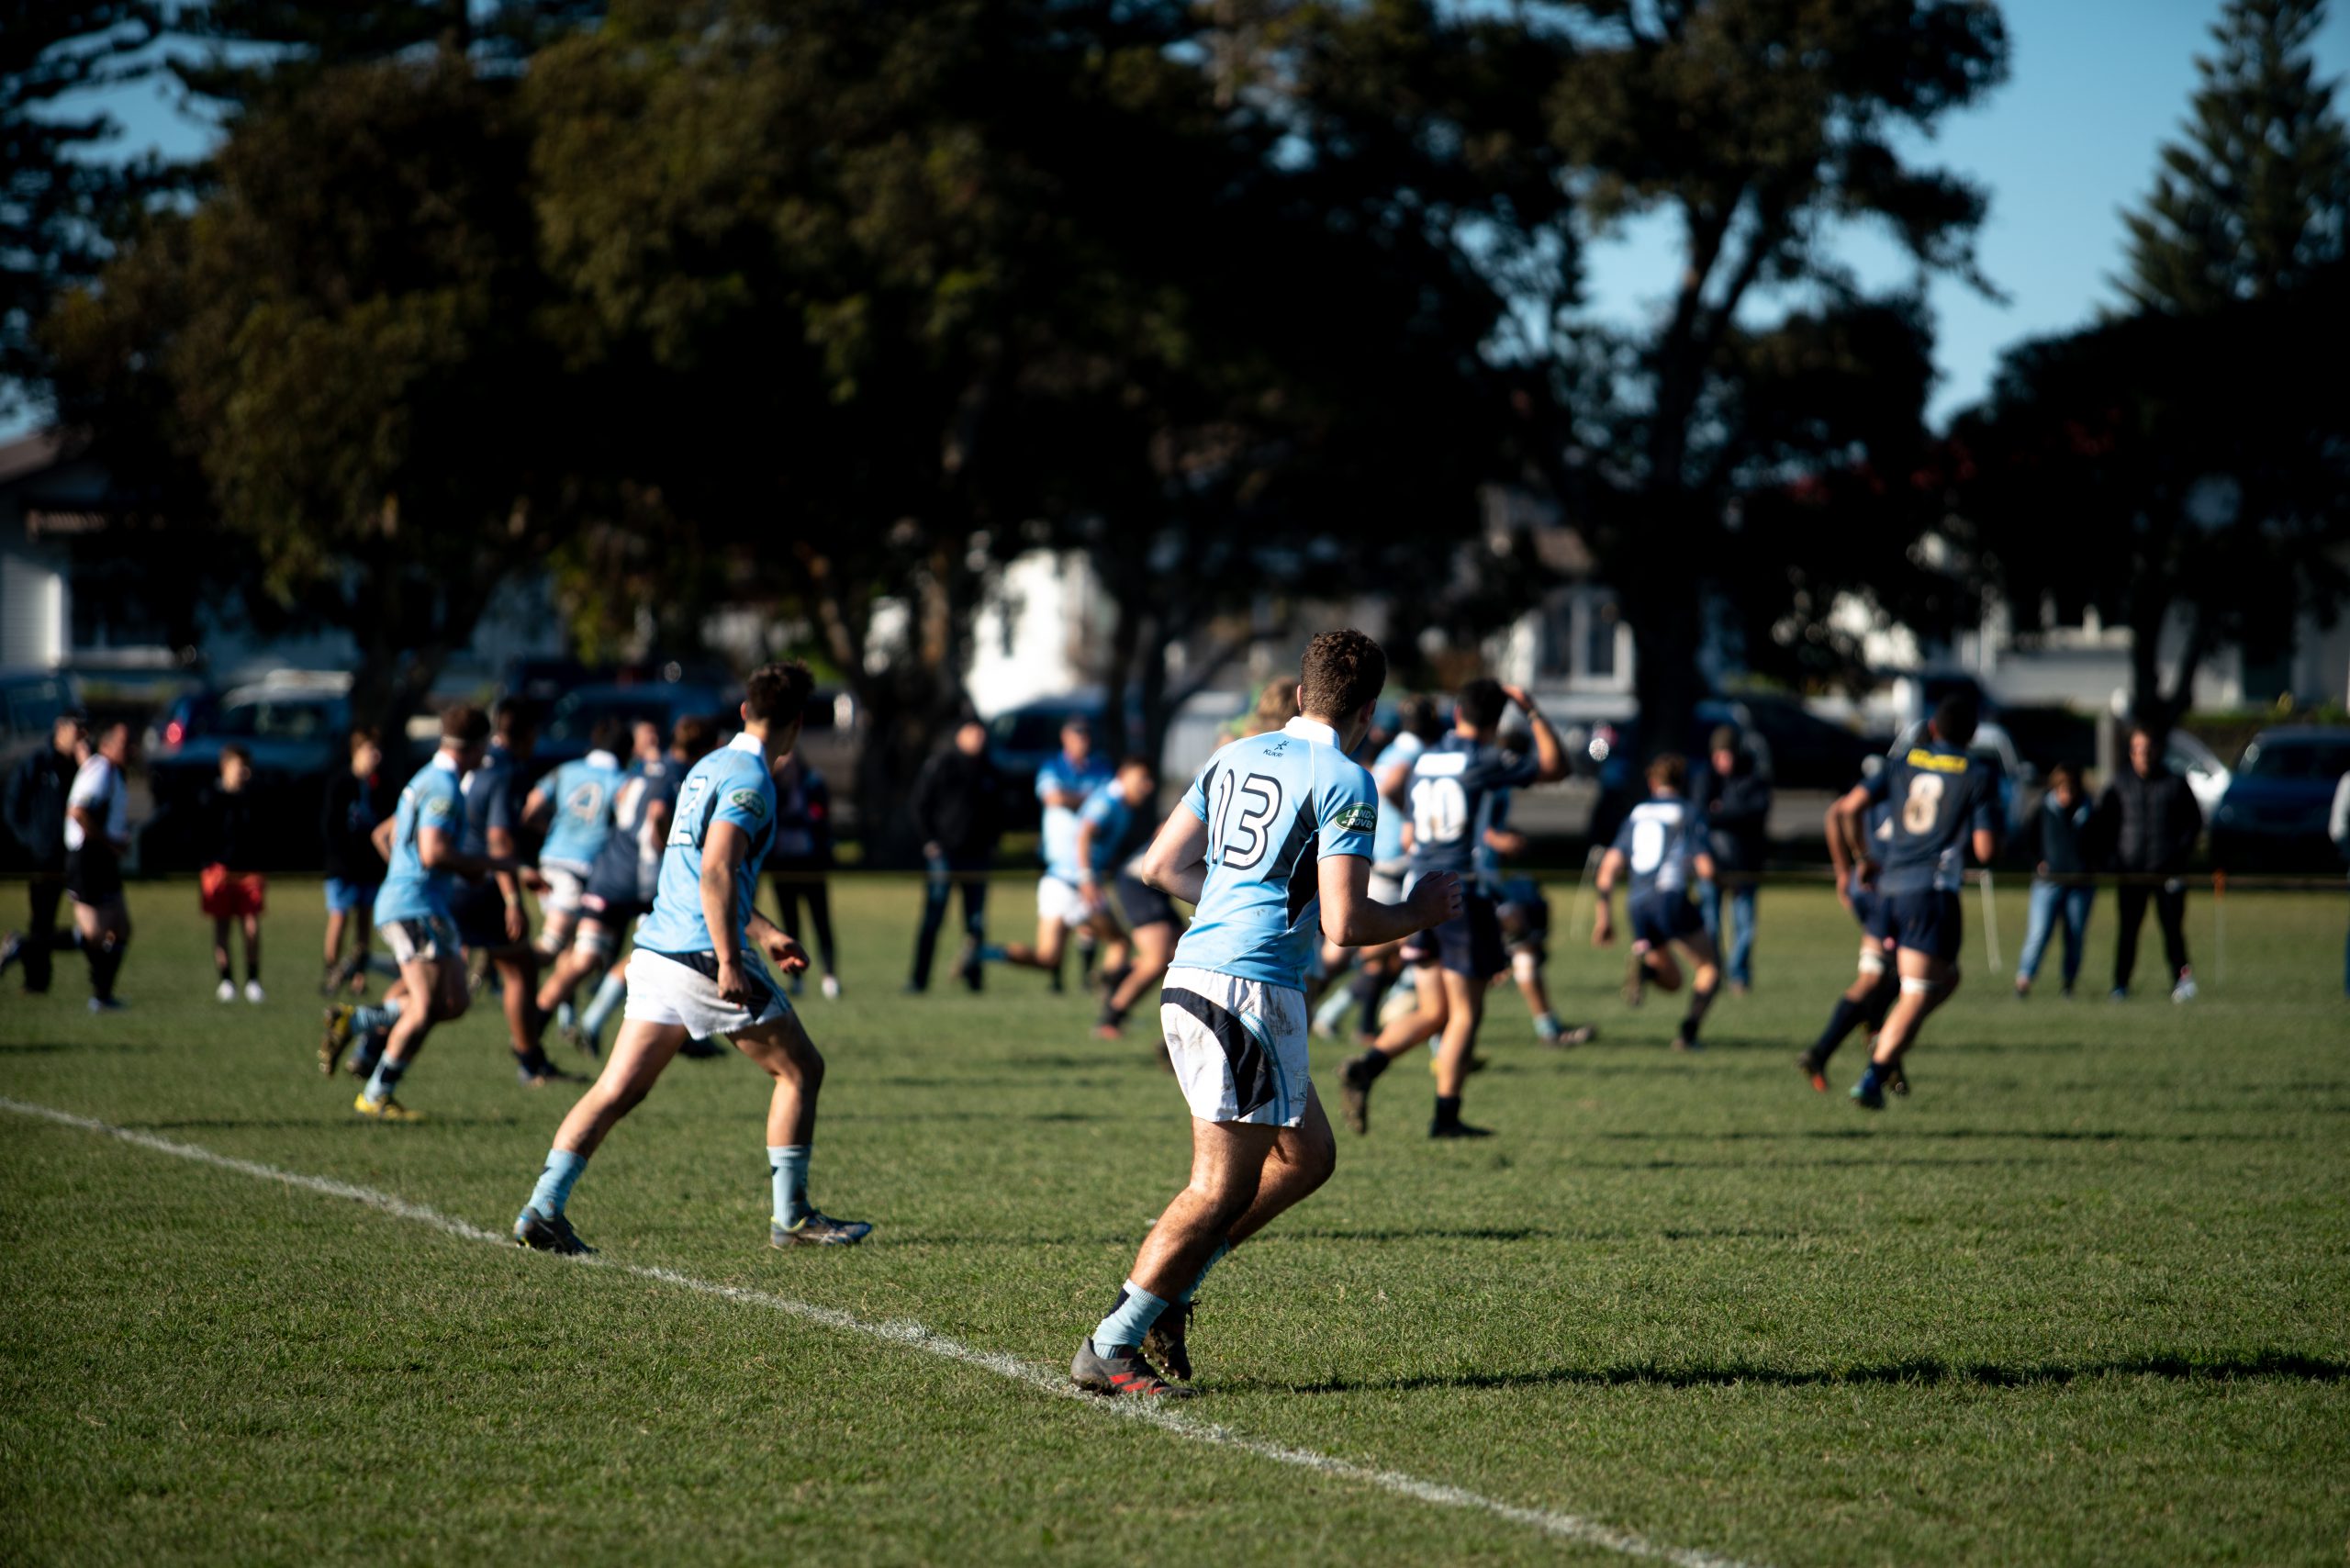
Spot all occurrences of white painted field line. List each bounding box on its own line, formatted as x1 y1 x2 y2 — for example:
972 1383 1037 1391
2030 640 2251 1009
3 1095 1762 1568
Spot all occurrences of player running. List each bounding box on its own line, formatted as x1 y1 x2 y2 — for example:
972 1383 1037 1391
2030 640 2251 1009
1826 696 2000 1109
1337 678 1565 1138
994 719 1113 991
523 717 628 987
1069 631 1459 1398
1592 755 1722 1053
511 664 870 1256
534 717 711 1058
1796 799 1899 1092
332 706 516 1120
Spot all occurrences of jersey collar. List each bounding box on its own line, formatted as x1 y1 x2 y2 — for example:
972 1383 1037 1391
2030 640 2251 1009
727 732 765 757
585 749 619 769
431 749 461 773
1281 715 1339 748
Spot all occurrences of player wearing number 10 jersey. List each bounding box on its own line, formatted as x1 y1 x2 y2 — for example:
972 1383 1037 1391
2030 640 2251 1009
1338 678 1567 1139
1069 631 1461 1400
1827 695 2001 1109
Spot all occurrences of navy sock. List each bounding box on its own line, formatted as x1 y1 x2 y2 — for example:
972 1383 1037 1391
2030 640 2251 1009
1432 1093 1461 1128
1812 996 1867 1060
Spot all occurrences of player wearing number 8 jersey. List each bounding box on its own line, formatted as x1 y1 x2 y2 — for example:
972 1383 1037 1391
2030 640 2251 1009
1069 630 1461 1399
1338 678 1567 1138
1827 695 2001 1109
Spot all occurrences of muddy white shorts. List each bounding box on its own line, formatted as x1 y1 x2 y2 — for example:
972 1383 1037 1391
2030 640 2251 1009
1158 966 1310 1128
624 948 792 1037
539 865 588 918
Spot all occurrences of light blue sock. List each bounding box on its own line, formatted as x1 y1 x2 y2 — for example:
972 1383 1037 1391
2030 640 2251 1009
555 1000 576 1031
352 999 400 1034
978 943 1008 963
1181 1239 1232 1304
580 972 626 1038
769 1145 811 1226
524 1148 590 1220
1091 1280 1170 1352
363 1055 406 1103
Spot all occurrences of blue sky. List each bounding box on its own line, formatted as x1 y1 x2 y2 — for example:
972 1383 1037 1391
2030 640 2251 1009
16 0 2350 439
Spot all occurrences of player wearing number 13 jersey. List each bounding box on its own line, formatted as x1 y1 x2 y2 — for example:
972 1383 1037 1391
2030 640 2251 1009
1828 695 2001 1109
1339 678 1567 1139
1069 631 1461 1400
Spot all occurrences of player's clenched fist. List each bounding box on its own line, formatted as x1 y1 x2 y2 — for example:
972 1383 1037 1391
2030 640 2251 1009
1409 869 1464 925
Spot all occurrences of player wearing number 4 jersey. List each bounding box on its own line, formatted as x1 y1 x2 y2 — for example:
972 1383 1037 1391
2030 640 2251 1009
1070 631 1461 1399
1338 678 1567 1139
510 662 870 1258
1826 695 2001 1109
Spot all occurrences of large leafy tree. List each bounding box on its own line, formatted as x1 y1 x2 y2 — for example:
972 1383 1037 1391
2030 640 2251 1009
2119 0 2349 314
1281 0 2008 742
49 51 605 737
2 1 156 416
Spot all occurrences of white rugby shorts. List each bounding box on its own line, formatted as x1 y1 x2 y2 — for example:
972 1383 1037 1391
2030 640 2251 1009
1036 873 1097 929
1158 966 1310 1128
623 948 792 1038
538 865 588 917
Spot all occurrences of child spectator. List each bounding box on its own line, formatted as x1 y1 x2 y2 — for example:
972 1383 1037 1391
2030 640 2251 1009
199 744 266 1002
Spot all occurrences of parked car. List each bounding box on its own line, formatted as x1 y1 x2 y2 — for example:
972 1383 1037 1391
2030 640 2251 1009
144 687 223 757
2210 726 2350 871
141 674 353 871
530 680 736 781
2166 729 2233 819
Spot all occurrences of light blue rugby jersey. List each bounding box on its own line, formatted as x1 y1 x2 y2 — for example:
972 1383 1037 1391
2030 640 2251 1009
1061 780 1135 880
1369 733 1425 864
634 734 778 957
1170 716 1380 991
373 755 465 925
538 749 626 873
1037 752 1113 882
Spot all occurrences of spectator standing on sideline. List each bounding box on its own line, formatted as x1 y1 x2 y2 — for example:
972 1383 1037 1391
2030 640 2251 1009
320 729 386 995
2012 761 2096 999
1692 725 1771 993
65 720 135 1012
766 748 840 999
1 712 86 993
907 720 1004 993
197 744 268 1002
2330 767 2350 997
2099 725 2204 1002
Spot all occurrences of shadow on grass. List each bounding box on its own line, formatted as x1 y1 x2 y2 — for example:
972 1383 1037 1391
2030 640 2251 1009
1286 1349 2350 1395
1591 1128 2281 1145
0 1040 162 1055
1272 1225 1818 1245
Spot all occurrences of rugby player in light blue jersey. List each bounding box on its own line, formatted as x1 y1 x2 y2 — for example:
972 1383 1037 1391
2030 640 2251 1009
511 664 871 1256
1828 695 2001 1109
523 715 629 968
1592 754 1722 1053
1079 757 1170 1039
330 705 520 1120
993 718 1113 991
1069 631 1460 1399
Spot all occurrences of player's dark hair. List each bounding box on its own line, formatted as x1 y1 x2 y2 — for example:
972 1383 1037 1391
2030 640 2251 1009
493 695 533 739
1298 630 1387 722
672 714 717 759
1118 755 1154 774
220 743 252 768
2128 722 2165 745
1399 694 1441 743
1931 694 1979 748
2047 760 2081 790
348 727 380 755
1457 677 1508 732
1708 725 1740 755
441 703 490 746
1648 752 1687 792
744 661 813 727
589 715 629 755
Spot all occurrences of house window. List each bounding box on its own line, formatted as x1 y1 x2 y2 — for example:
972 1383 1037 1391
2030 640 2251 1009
1583 599 1618 680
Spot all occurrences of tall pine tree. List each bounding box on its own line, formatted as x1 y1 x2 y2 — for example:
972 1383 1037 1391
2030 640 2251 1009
2119 0 2350 312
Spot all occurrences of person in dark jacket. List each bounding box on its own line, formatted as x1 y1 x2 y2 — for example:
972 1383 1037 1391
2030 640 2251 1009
2013 762 2096 998
906 720 1004 992
320 728 387 995
2098 725 2204 1002
198 744 268 1002
1691 725 1773 992
765 749 839 998
0 712 87 993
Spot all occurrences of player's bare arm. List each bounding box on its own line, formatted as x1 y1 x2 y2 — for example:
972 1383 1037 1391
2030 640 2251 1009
747 911 810 974
1319 855 1458 948
700 819 751 1003
1500 685 1570 783
416 823 515 883
521 785 554 835
371 814 398 863
1592 848 1625 945
1136 809 1210 903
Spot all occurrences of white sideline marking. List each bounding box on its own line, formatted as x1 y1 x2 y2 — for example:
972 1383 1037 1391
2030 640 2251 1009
3 1095 1762 1568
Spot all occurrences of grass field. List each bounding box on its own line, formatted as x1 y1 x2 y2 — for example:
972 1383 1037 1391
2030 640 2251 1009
2 874 2345 1566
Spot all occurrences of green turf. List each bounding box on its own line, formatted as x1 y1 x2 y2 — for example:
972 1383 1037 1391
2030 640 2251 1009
2 875 2345 1566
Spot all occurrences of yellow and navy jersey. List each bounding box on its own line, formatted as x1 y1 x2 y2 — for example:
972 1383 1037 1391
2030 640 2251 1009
1863 740 2000 893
